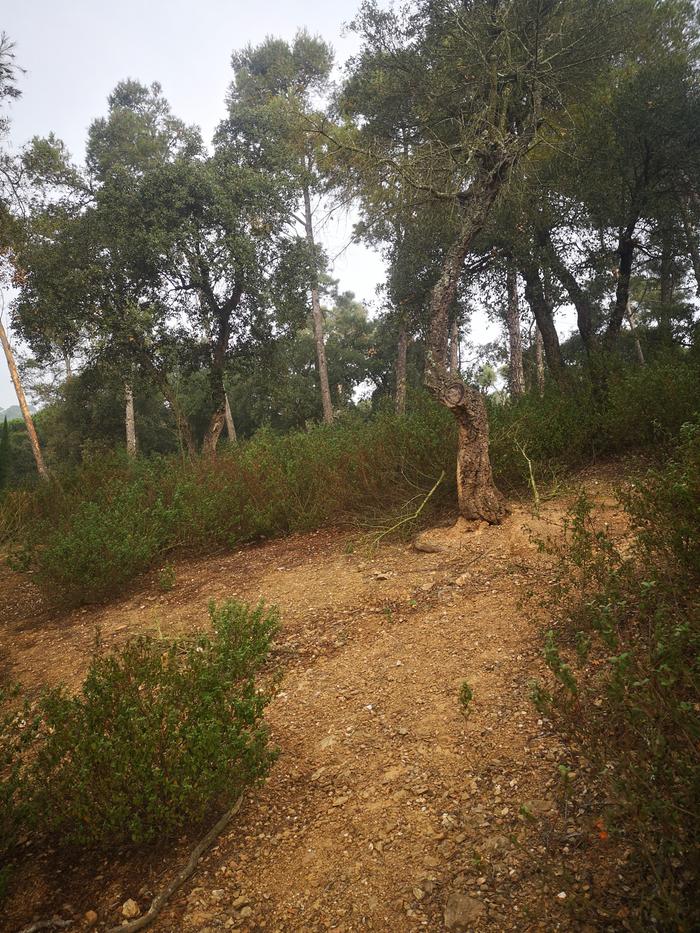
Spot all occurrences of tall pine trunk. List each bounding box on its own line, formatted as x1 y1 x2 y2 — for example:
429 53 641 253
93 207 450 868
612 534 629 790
395 325 408 415
302 177 333 424
124 381 137 457
504 262 525 397
0 317 48 480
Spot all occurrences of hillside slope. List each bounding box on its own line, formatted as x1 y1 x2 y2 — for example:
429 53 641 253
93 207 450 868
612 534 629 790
1 468 632 932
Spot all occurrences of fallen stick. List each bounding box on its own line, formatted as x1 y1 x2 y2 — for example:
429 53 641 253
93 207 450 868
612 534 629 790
106 795 244 933
18 919 73 933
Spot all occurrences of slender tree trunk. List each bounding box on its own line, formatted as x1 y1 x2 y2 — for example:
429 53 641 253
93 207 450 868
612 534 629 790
449 320 460 374
626 300 645 366
535 328 545 396
395 324 408 415
124 381 137 457
224 392 237 442
0 317 48 480
539 228 597 354
607 222 636 343
424 179 510 525
521 263 565 386
678 195 700 297
138 353 196 457
302 178 333 424
504 262 525 397
63 350 73 381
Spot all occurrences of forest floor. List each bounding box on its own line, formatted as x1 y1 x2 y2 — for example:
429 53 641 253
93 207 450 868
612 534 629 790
1 463 640 933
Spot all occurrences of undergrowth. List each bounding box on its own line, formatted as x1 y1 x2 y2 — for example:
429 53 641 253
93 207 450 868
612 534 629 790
532 417 700 929
0 355 697 604
0 599 277 889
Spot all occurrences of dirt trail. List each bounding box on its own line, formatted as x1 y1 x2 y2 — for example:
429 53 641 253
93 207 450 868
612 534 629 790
1 473 628 932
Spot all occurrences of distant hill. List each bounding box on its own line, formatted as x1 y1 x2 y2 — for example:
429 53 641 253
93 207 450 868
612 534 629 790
0 404 34 422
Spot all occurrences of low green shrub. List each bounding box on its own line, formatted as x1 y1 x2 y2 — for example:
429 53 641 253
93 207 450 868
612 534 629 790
532 419 700 928
1 356 697 604
0 599 277 858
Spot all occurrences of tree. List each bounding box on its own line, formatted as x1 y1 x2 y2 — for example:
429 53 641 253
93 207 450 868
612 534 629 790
224 32 336 423
343 0 623 523
0 35 49 481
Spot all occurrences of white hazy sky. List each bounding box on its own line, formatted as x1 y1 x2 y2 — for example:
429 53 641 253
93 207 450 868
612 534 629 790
0 0 542 408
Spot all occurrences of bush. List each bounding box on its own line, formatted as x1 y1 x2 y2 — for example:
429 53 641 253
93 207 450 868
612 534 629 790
532 419 700 928
2 355 697 604
0 599 277 855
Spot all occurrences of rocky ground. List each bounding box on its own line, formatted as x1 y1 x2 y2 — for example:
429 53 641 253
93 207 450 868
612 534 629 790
1 468 634 932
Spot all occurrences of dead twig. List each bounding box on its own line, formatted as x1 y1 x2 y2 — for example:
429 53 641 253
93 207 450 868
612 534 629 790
106 795 244 933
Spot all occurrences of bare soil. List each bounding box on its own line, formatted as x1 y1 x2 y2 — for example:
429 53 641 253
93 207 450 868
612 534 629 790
1 466 635 932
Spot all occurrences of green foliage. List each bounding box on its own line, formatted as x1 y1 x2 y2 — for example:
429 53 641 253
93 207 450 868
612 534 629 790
2 356 697 605
0 417 9 489
458 681 473 713
0 599 277 856
532 420 700 927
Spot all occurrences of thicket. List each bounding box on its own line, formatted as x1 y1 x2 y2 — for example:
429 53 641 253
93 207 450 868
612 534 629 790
0 599 277 895
533 417 700 928
0 355 697 605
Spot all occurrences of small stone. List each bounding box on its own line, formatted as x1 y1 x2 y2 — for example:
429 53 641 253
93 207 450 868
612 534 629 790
444 893 485 931
557 891 567 900
231 895 250 909
239 906 253 919
84 911 98 927
455 573 471 586
122 899 140 919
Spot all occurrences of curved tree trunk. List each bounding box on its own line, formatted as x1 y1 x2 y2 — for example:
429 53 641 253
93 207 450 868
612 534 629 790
539 228 598 354
395 325 408 415
504 261 525 397
0 316 48 480
521 262 565 387
424 197 509 525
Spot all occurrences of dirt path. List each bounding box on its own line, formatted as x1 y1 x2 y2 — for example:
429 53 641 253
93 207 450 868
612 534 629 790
1 475 629 932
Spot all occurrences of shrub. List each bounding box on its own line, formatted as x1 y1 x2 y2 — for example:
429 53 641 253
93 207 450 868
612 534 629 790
1 356 697 604
532 419 700 928
0 599 278 854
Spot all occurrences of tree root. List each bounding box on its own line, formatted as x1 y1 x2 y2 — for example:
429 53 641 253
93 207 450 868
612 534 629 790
106 795 244 933
19 919 73 933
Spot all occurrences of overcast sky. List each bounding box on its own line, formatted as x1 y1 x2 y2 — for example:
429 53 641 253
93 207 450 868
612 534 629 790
0 0 521 408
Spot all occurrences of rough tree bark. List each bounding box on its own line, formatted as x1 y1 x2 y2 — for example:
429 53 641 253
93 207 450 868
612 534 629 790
424 175 510 525
224 393 237 443
534 328 545 396
504 261 525 397
302 169 333 425
521 262 565 386
606 221 636 343
449 320 460 374
625 300 645 365
0 316 48 480
124 381 137 457
395 325 408 415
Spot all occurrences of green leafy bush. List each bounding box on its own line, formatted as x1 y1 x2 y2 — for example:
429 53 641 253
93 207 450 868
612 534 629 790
0 599 277 855
532 419 700 928
1 356 697 604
